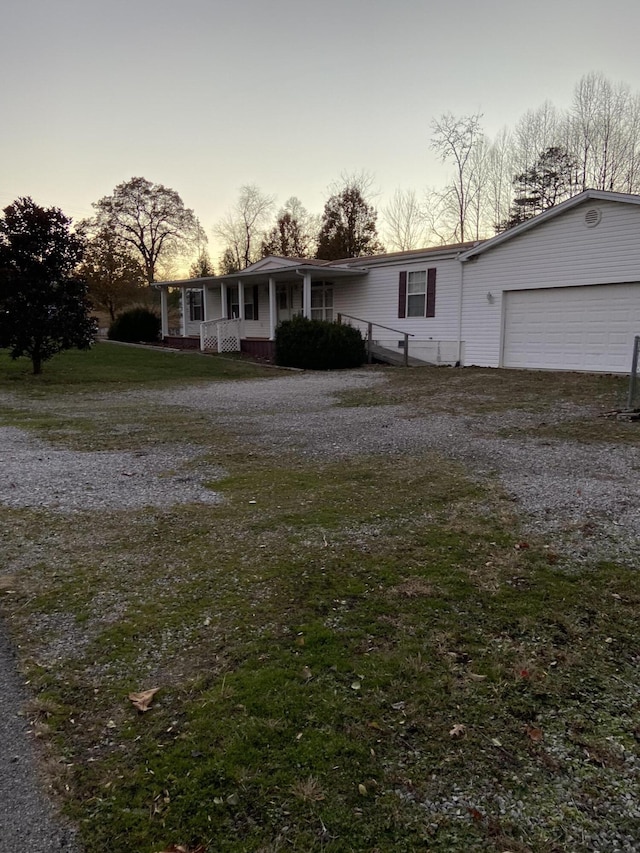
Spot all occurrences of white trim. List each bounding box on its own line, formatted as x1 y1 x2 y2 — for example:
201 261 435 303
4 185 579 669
220 281 228 319
180 287 187 336
268 277 277 340
302 272 312 319
160 288 169 338
238 279 245 321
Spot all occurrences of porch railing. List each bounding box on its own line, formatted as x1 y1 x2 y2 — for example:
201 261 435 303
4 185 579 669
200 318 242 353
337 313 415 366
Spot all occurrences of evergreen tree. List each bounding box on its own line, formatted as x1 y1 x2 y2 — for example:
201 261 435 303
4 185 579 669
497 146 578 231
0 198 96 374
316 181 384 260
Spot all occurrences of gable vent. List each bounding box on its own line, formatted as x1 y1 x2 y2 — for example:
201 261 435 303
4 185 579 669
584 208 602 228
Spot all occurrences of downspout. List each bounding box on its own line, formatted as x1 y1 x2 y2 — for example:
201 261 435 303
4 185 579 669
457 256 464 367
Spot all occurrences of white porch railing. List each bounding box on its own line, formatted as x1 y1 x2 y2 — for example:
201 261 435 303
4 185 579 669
200 318 242 353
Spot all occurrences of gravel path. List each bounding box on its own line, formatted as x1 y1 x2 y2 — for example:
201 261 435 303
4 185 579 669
0 633 80 852
0 427 223 512
1 368 639 850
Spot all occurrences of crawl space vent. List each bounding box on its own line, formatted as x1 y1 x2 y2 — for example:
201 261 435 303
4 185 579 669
584 208 602 227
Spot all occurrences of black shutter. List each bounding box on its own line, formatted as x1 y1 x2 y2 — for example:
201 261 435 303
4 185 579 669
426 268 436 317
253 284 259 321
398 271 407 318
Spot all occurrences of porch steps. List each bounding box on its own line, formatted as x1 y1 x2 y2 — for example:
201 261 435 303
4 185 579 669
368 342 425 367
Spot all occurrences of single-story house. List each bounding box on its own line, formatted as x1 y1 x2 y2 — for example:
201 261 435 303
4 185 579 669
154 189 640 374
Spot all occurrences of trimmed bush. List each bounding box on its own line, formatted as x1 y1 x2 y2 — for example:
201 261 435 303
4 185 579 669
275 316 366 370
108 308 161 343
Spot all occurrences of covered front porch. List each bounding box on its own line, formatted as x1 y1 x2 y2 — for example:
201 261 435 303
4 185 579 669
154 257 368 361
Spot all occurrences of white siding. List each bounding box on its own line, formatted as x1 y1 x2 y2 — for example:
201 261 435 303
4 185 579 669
462 200 640 368
334 257 463 365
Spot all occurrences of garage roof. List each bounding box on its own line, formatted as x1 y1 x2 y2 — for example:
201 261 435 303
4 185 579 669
459 190 640 262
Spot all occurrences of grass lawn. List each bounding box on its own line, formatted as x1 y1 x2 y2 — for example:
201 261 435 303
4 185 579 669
0 341 284 391
0 348 638 852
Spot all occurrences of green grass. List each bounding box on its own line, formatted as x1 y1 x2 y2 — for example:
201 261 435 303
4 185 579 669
0 342 283 391
0 350 639 852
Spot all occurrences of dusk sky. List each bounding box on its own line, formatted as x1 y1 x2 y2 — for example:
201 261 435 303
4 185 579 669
2 0 640 261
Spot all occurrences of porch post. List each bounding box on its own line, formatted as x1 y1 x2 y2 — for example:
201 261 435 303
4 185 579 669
238 279 245 320
268 277 277 340
201 285 208 322
160 287 169 338
220 281 228 319
302 273 312 319
180 287 188 336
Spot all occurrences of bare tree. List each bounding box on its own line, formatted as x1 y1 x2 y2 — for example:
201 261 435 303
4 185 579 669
88 177 206 285
483 127 516 233
569 73 640 193
214 185 275 270
430 112 484 242
382 189 428 251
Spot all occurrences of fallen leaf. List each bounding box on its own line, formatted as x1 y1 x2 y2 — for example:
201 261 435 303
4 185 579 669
351 681 361 691
449 723 466 738
155 847 188 853
154 846 207 853
301 666 312 681
128 688 160 712
514 541 529 550
526 726 543 743
0 575 17 592
358 783 367 795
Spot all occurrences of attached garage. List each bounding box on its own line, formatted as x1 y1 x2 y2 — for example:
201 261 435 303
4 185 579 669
460 191 640 372
502 283 640 373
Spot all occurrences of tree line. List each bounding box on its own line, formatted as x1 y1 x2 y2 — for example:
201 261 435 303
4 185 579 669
425 72 640 242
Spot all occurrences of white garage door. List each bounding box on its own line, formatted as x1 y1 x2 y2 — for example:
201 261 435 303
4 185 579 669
503 283 640 372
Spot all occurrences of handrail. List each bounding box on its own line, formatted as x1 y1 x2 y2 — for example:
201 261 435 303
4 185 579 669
337 313 415 338
337 313 414 367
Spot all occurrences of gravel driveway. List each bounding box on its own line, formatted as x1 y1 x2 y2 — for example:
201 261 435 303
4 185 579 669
1 368 639 850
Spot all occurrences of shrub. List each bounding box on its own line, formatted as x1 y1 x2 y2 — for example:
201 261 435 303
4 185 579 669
275 316 366 370
108 308 161 343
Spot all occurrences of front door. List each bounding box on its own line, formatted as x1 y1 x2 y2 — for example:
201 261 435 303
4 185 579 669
277 283 302 323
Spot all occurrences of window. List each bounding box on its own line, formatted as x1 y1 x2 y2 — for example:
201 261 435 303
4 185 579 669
188 290 203 322
398 268 436 318
311 282 333 321
227 285 259 320
407 271 426 317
